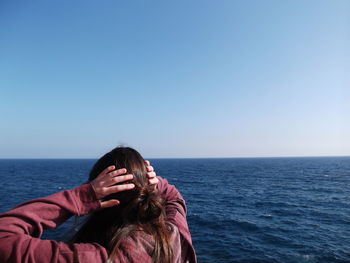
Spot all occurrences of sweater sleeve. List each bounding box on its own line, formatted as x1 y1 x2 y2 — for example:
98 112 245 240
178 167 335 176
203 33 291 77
157 177 197 263
0 183 109 263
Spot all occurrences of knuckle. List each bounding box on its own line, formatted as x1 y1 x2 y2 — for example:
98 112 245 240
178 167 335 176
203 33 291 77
117 169 125 175
115 185 124 192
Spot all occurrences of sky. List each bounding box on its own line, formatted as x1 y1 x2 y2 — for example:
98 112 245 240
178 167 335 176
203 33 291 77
0 0 349 158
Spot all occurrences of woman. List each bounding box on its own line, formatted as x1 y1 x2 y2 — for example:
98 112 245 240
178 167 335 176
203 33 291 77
0 147 196 263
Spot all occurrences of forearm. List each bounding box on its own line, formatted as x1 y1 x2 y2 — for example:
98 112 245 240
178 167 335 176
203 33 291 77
0 183 105 263
157 176 187 217
157 176 197 262
0 183 100 237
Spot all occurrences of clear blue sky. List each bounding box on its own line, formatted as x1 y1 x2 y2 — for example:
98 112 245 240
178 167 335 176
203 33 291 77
1 0 349 158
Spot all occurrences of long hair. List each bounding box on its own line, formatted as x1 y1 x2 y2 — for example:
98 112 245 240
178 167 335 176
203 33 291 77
70 147 173 263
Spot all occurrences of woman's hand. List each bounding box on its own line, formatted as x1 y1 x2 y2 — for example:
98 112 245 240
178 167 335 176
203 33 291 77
90 166 135 209
90 162 158 209
145 160 158 185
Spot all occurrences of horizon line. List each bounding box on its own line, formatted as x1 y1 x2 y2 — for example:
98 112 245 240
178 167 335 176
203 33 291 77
0 154 350 160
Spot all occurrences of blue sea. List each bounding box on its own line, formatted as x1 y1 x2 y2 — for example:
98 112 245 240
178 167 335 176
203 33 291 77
1 157 350 263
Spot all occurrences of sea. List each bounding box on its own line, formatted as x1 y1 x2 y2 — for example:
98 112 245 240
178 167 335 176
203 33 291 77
0 157 350 263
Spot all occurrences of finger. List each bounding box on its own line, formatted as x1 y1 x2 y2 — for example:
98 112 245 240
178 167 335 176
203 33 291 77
104 183 135 195
146 165 154 172
99 165 116 177
146 171 156 178
105 174 134 186
145 160 150 166
148 177 159 185
108 168 127 177
100 199 120 209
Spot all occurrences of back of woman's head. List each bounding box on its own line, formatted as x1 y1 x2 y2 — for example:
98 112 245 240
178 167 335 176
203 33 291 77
71 147 173 263
88 147 161 222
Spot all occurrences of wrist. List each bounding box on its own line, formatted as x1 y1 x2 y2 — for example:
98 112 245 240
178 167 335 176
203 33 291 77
71 183 101 216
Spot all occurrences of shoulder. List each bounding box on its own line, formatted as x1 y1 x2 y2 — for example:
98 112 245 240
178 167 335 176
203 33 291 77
113 231 154 263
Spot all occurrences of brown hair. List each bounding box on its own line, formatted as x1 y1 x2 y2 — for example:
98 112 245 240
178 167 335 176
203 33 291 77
70 147 173 263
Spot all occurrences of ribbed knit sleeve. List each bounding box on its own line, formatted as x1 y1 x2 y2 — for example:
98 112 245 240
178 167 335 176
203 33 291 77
0 183 109 263
157 177 197 263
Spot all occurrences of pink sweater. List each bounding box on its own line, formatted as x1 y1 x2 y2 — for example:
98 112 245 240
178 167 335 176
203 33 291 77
0 177 197 263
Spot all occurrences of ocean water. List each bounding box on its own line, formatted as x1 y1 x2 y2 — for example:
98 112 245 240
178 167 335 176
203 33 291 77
0 157 350 263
